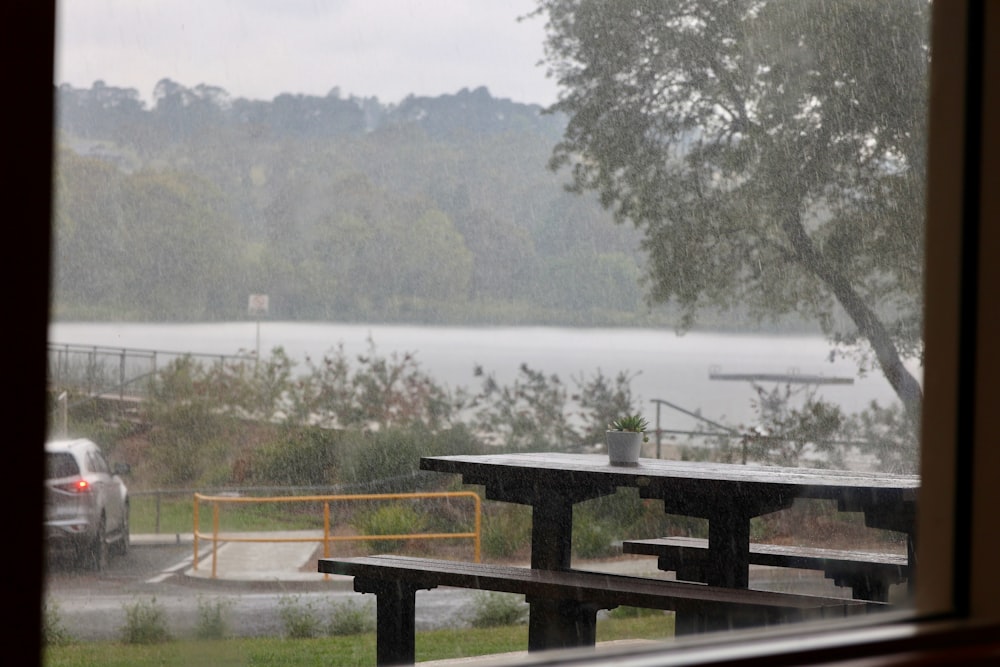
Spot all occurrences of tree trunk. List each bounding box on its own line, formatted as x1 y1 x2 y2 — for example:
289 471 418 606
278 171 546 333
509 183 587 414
782 211 923 428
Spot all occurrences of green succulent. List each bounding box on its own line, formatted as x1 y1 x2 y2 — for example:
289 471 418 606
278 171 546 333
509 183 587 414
609 414 649 433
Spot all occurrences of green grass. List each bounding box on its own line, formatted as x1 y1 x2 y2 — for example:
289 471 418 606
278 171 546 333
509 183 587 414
129 495 194 534
43 613 672 666
129 495 326 535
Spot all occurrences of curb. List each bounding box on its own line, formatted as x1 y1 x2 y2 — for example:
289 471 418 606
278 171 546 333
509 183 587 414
130 533 195 546
174 570 355 592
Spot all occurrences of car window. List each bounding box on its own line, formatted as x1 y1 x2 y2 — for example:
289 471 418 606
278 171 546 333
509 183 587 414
46 452 79 479
90 450 110 475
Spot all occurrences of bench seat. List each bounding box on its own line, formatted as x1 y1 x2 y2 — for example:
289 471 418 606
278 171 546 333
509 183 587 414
622 536 910 602
318 554 877 665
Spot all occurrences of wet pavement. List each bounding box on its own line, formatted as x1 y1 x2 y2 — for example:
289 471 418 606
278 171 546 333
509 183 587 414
49 531 902 663
142 529 876 601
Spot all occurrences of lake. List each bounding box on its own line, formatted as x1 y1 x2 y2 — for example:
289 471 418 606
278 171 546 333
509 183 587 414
48 321 915 434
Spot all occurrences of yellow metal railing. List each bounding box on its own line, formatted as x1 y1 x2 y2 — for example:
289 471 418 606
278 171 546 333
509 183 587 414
192 491 481 579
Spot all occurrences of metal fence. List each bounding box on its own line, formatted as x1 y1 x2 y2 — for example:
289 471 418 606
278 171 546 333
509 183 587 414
46 342 257 422
191 490 482 579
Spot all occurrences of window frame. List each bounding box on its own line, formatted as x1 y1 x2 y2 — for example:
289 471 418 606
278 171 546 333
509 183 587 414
14 0 1000 663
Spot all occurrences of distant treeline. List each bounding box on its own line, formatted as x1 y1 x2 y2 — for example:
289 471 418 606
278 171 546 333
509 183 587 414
52 80 814 332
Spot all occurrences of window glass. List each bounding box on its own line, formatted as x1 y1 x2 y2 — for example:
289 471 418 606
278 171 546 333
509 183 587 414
46 453 79 479
89 451 109 475
47 0 932 662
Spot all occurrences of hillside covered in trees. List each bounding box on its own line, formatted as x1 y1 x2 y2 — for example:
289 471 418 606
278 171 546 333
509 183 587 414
53 79 818 331
54 80 635 324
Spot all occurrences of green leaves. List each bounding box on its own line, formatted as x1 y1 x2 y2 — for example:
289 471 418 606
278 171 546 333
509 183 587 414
539 0 927 429
609 414 648 433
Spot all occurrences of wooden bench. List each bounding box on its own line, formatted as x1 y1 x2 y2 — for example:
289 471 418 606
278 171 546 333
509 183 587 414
318 554 877 665
622 536 910 603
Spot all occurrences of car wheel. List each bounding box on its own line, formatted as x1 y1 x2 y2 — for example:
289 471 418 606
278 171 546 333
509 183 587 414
89 515 108 572
113 504 130 557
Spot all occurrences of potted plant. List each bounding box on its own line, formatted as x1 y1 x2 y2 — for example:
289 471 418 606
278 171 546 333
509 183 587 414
606 414 649 466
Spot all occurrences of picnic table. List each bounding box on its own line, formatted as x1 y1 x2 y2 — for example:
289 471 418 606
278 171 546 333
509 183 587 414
419 452 918 644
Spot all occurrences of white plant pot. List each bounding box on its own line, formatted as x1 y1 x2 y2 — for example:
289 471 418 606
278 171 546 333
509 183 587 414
606 431 643 466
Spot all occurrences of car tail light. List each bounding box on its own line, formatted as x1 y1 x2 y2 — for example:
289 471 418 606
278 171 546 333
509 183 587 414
55 479 90 493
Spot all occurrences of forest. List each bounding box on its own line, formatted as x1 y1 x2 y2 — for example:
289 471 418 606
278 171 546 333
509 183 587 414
55 80 657 326
52 79 813 331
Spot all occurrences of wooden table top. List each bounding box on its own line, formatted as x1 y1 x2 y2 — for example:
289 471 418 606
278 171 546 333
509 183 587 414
420 452 919 497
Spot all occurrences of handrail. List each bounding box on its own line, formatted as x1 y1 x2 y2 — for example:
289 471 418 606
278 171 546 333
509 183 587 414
192 491 482 579
47 342 257 402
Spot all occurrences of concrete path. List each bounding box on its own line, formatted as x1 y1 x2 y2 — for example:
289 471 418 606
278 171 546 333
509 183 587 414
136 530 873 601
181 530 342 584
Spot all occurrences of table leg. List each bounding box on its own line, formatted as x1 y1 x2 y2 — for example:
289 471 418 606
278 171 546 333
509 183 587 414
527 598 601 651
906 533 917 599
707 510 752 589
356 579 422 666
849 576 889 603
530 492 574 570
859 500 917 600
673 509 751 635
526 493 576 650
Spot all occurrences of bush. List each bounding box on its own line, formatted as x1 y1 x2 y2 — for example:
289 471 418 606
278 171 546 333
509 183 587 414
352 503 427 553
120 597 171 644
145 403 231 486
337 429 424 491
42 601 73 647
336 425 485 492
252 426 344 487
481 505 531 560
467 592 528 628
195 596 232 640
278 595 322 639
606 605 666 620
327 598 376 636
572 518 617 559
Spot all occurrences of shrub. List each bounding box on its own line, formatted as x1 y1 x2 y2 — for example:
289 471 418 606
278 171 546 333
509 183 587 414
352 503 427 553
572 518 617 559
120 597 171 644
571 495 632 560
467 592 528 628
606 605 666 619
144 403 231 486
42 601 73 647
327 598 376 636
481 505 531 560
278 595 322 639
337 428 424 491
195 596 232 640
252 426 344 487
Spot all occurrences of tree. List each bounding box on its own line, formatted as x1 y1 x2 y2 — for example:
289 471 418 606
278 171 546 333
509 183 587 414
52 149 130 316
118 169 243 319
534 0 928 427
470 363 575 451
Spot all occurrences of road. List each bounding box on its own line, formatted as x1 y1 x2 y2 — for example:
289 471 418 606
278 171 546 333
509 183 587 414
43 542 482 641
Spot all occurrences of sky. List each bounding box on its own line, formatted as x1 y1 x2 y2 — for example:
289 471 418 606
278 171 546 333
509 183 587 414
55 0 560 108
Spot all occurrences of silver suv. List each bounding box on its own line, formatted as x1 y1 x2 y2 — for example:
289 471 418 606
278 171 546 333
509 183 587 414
45 438 130 570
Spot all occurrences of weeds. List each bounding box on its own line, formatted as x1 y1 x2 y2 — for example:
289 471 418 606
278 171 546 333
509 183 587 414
42 600 73 647
327 599 376 636
120 597 171 644
195 596 232 640
572 519 616 559
467 592 528 628
606 605 664 619
481 505 531 559
353 503 427 553
278 595 322 639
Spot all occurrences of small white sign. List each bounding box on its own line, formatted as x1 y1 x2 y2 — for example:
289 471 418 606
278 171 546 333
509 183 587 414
248 294 269 316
